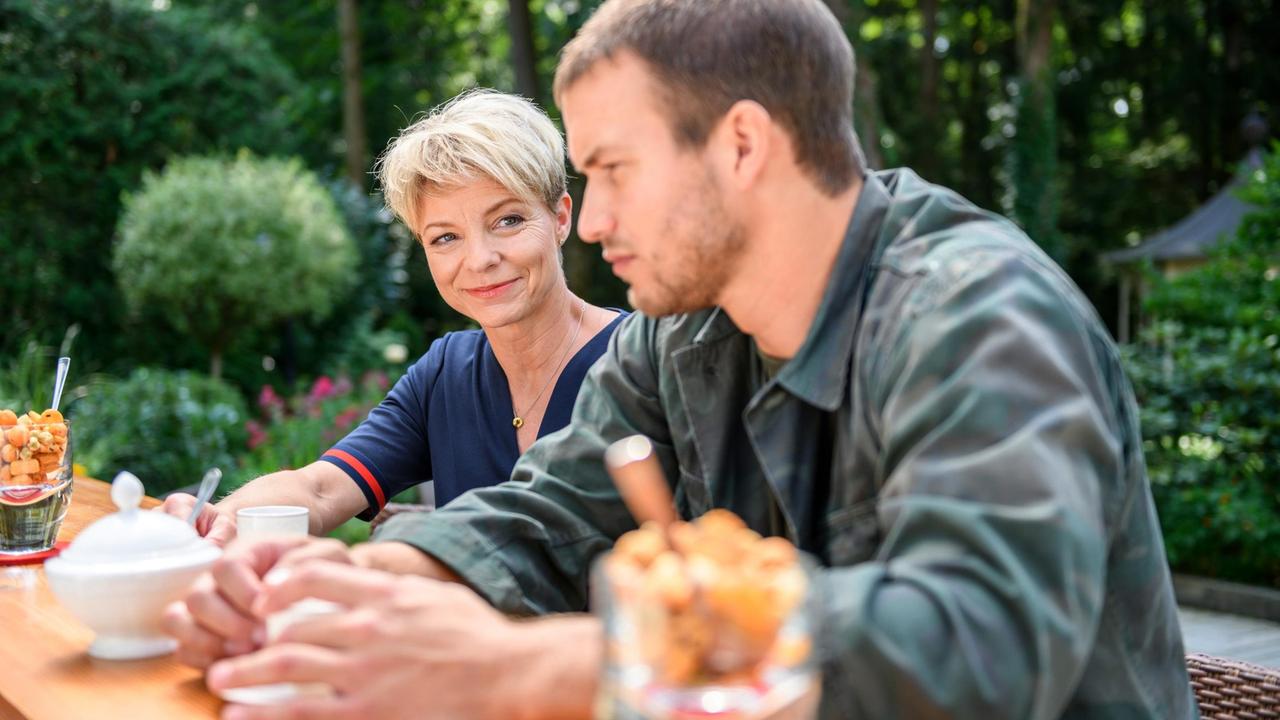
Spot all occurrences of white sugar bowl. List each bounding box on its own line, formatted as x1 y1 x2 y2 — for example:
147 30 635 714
45 472 221 660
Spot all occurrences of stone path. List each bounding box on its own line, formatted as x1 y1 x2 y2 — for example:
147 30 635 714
1180 606 1280 668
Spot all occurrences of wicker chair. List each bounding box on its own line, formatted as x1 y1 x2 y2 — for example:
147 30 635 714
1188 653 1280 719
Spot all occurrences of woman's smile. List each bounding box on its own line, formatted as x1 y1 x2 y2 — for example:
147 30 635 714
464 278 520 299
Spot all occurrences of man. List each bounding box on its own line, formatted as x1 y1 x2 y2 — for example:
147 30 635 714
173 1 1197 718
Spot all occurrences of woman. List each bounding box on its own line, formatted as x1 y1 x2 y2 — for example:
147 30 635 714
161 90 624 546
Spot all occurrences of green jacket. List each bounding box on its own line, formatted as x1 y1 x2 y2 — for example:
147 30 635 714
378 169 1197 719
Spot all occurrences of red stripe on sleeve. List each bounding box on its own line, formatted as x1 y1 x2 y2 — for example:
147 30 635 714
323 449 387 509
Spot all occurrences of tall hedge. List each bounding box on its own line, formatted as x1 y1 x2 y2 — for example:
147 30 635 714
0 0 295 370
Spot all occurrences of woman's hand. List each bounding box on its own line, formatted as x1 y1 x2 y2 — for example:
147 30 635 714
162 536 330 669
155 493 237 547
206 562 598 720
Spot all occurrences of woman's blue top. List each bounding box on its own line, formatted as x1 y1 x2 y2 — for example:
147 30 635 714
321 312 627 519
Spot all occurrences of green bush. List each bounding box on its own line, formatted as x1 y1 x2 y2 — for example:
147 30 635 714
1126 325 1280 585
71 368 248 496
0 0 295 372
226 181 420 396
0 328 77 412
114 154 357 379
1126 143 1280 587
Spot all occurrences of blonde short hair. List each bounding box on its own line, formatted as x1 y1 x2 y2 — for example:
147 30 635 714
376 89 567 236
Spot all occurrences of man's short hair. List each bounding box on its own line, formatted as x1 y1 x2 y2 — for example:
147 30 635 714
376 89 567 237
554 0 865 196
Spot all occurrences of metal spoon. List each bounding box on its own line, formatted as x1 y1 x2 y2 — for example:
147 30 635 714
50 356 70 413
187 467 223 526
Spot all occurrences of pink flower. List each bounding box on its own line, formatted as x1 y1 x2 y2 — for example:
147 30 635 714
332 375 354 398
362 370 391 393
309 376 336 402
245 420 268 451
257 385 285 419
333 406 363 432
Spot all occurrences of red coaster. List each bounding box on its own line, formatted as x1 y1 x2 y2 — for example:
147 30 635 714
0 541 67 566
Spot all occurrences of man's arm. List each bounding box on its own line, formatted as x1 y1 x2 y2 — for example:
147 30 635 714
374 313 674 614
819 250 1115 719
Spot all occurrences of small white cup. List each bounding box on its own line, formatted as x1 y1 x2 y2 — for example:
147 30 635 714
235 505 309 544
217 582 343 706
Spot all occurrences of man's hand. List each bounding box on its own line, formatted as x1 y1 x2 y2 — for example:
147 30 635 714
162 536 328 669
156 493 236 547
205 562 601 720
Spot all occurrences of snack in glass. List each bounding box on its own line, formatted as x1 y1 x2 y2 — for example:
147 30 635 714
594 509 820 720
0 408 73 554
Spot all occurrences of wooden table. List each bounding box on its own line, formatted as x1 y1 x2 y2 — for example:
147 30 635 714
0 478 219 719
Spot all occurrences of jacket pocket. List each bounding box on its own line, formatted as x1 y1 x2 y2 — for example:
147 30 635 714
824 498 881 567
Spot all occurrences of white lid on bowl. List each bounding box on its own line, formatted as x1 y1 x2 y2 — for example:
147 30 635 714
58 472 218 565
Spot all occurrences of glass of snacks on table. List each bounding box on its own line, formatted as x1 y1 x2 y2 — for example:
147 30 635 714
0 408 73 555
593 510 821 720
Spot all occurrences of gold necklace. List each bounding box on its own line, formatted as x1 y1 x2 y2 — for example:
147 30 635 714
513 297 586 430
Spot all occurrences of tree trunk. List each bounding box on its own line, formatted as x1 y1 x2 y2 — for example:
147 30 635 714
1218 0 1243 172
507 0 540 102
824 0 885 170
338 0 369 189
1010 0 1061 259
917 0 940 179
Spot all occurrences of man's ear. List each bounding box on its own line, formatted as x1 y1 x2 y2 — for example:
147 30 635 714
709 100 773 191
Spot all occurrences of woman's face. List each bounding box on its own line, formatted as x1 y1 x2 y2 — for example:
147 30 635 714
415 177 572 330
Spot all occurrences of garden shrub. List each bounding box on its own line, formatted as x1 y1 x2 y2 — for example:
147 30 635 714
114 153 357 379
1126 143 1280 586
72 368 248 496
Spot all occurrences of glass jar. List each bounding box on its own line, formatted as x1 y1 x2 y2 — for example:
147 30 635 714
0 417 73 554
592 537 822 720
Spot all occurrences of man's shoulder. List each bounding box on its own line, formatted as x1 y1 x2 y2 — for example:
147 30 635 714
872 168 1039 279
862 169 1111 355
611 308 731 357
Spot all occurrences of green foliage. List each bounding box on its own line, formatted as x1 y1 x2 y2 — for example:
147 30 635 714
1009 73 1062 261
1125 144 1280 586
0 0 296 372
0 327 80 414
856 0 1279 322
113 154 358 376
71 368 248 496
1126 325 1280 585
0 342 52 412
259 181 426 389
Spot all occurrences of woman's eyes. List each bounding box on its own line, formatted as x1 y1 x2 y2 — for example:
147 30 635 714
496 213 525 229
426 214 525 246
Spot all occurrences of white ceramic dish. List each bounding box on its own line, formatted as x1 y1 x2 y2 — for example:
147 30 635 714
45 472 221 660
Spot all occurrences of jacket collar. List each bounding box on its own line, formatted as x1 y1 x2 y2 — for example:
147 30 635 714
681 173 893 410
778 173 892 410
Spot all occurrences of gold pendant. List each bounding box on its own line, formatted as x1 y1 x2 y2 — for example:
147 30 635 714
512 416 524 429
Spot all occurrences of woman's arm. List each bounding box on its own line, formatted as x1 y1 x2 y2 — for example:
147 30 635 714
216 460 369 535
160 461 370 544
